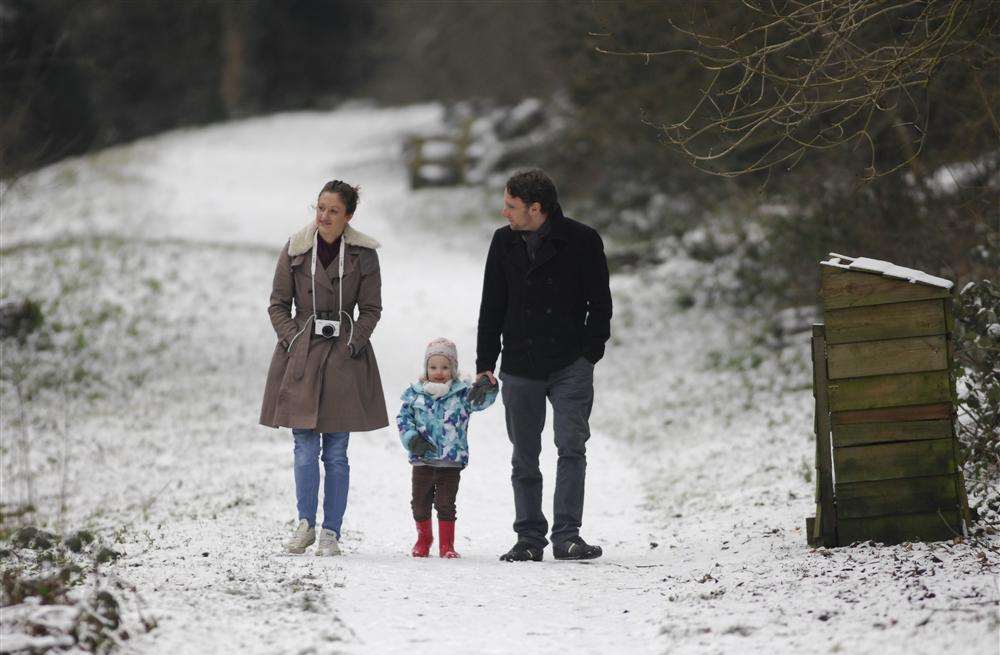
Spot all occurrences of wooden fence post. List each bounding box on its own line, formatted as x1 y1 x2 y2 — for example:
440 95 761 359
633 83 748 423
811 323 838 547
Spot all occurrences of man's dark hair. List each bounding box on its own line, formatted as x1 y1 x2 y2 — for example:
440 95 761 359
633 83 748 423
318 179 361 215
506 169 558 215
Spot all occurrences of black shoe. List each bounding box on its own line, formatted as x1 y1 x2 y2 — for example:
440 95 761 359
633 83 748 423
552 536 602 560
499 541 544 562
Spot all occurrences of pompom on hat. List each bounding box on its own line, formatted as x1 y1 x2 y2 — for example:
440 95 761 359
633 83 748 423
424 337 459 379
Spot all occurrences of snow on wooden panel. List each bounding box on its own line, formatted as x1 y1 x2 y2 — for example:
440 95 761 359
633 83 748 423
822 253 953 290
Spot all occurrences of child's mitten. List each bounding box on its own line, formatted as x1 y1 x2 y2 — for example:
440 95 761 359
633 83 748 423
468 376 498 405
408 433 436 458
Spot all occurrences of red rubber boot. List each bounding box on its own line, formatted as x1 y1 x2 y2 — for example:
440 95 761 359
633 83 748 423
412 519 433 557
439 520 460 558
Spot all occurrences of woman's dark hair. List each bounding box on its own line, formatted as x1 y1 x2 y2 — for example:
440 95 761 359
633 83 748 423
506 169 558 215
318 180 361 215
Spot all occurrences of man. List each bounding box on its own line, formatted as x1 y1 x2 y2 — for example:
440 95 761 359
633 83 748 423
476 169 612 562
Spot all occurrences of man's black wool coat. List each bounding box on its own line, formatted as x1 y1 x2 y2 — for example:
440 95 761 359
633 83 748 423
476 206 612 380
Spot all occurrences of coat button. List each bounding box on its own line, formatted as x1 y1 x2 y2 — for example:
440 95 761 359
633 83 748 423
527 338 533 345
545 307 552 314
525 280 532 286
546 278 553 285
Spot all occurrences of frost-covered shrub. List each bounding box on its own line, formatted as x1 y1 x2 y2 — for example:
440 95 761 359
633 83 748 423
670 218 791 312
0 240 181 516
953 280 1000 528
0 525 148 653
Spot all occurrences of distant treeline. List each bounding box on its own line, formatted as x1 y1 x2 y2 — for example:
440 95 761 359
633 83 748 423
1 0 575 176
2 0 379 175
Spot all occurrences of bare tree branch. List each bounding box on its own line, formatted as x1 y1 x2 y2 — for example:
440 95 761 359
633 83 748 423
596 0 999 178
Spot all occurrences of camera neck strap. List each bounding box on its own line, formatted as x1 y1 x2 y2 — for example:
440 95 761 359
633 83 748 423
284 228 350 354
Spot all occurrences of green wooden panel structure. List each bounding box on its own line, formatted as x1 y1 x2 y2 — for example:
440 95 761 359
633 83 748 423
806 254 971 547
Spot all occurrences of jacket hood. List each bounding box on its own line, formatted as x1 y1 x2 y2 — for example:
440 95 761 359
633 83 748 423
288 222 381 257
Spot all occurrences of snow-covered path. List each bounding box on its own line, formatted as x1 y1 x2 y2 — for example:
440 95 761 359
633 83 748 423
3 104 996 655
3 105 670 653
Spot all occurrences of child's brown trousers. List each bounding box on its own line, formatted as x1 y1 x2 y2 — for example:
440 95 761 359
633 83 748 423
411 466 461 521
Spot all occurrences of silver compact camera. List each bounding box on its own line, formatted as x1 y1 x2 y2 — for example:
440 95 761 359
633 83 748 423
314 311 340 338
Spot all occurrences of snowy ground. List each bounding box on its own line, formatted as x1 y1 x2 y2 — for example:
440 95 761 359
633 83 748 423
2 104 997 654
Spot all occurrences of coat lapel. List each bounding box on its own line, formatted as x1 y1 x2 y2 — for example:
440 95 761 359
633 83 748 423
526 210 571 276
292 252 333 293
527 239 559 276
324 247 359 281
504 232 530 274
313 252 336 293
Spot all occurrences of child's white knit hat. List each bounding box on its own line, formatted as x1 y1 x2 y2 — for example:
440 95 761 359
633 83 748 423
424 337 459 379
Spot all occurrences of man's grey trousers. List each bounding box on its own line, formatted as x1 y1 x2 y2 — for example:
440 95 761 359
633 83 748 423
499 356 595 547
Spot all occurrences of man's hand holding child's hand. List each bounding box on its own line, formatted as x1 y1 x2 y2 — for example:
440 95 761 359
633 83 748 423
469 374 499 405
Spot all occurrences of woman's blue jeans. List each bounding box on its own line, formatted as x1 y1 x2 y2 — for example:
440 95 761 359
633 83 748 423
292 429 350 538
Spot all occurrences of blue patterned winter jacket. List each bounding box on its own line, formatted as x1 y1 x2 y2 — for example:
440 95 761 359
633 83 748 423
396 379 498 468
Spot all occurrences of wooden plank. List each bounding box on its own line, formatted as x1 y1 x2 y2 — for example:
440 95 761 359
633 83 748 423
811 325 837 546
827 370 951 412
839 493 957 521
832 419 953 447
834 438 956 484
832 403 953 425
837 474 958 501
836 474 959 519
827 336 948 379
944 295 955 335
806 516 821 547
944 298 960 407
825 299 947 344
838 510 962 545
821 268 952 310
957 469 973 529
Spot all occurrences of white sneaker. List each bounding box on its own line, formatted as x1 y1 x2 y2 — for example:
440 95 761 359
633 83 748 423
315 528 341 556
285 519 315 554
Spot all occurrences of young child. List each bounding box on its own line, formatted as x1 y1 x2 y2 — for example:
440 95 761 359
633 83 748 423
397 338 498 558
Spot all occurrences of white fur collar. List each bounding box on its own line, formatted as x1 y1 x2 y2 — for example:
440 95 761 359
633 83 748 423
288 222 381 257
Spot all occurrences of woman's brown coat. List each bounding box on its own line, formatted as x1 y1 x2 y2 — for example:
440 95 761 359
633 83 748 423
259 222 389 433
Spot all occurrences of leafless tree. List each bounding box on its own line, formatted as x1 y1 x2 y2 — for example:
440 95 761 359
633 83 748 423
595 0 999 180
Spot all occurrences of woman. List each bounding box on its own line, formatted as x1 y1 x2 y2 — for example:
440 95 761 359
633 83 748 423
260 180 388 556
